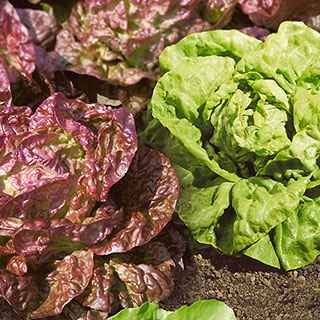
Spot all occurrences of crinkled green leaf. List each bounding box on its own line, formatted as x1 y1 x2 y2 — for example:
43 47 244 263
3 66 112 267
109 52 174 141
108 299 236 320
273 193 320 270
159 28 261 73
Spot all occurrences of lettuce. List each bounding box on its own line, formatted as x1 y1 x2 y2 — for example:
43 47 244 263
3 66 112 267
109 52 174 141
109 300 236 320
140 21 320 270
0 93 180 318
0 0 85 108
54 0 237 86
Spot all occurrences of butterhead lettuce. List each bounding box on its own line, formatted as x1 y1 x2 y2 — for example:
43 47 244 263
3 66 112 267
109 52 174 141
139 21 320 270
108 299 236 320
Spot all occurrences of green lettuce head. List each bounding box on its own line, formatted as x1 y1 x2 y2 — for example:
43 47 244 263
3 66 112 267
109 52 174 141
139 21 320 270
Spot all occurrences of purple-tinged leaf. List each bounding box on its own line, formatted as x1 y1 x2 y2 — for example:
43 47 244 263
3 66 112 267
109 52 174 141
0 103 32 150
0 175 78 220
0 0 35 79
0 240 15 256
239 0 320 31
0 270 39 317
0 57 11 104
54 0 222 85
1 92 137 222
78 241 174 315
12 218 85 263
6 255 28 276
78 206 124 247
154 222 187 269
79 263 117 314
90 147 179 255
110 241 174 308
239 26 270 41
117 79 154 117
0 217 23 237
29 250 94 319
34 45 59 82
12 207 123 263
29 93 137 204
16 8 61 51
49 300 108 320
201 0 237 27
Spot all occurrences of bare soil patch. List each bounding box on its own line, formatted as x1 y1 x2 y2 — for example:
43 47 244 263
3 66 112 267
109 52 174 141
160 248 320 319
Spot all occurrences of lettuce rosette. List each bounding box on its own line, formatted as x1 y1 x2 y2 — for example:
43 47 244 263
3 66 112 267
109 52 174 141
140 21 320 271
54 0 237 86
0 92 180 318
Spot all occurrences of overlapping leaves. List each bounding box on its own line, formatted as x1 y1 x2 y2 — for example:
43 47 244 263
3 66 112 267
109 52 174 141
139 21 320 270
0 92 179 318
55 0 237 86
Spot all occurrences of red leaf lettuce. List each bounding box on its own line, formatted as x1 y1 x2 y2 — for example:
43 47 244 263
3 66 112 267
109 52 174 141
0 92 179 318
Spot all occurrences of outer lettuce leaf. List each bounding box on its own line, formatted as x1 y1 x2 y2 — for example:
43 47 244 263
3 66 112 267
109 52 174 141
272 195 320 270
140 21 320 270
88 146 179 255
16 8 61 51
32 241 175 319
243 234 281 269
30 250 94 319
108 241 174 309
108 299 236 320
0 270 39 317
239 0 320 31
243 188 320 271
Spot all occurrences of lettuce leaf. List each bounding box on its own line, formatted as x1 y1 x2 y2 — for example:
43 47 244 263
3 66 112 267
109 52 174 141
239 0 320 32
108 299 236 320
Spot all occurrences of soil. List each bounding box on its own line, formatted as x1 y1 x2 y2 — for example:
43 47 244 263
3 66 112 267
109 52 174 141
159 248 320 320
1 247 320 320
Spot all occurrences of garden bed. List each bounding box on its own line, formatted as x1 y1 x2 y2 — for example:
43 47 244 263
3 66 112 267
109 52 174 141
161 248 320 319
1 248 320 319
